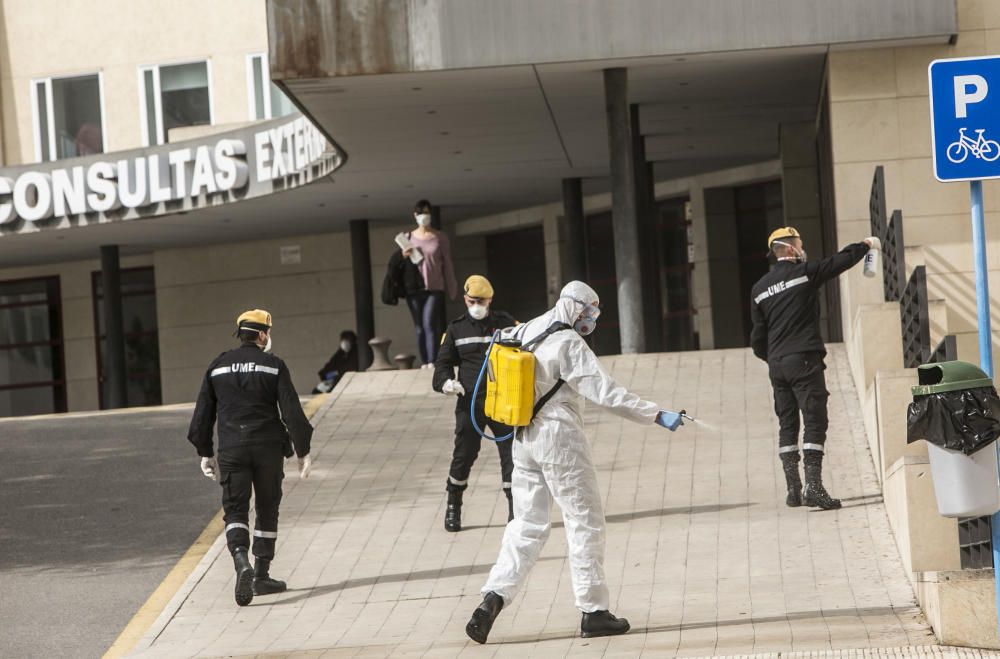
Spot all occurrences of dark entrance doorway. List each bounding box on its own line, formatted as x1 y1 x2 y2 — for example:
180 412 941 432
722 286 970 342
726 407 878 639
657 198 697 351
0 276 67 416
583 211 620 356
485 226 548 324
92 267 162 408
735 180 783 346
705 179 784 349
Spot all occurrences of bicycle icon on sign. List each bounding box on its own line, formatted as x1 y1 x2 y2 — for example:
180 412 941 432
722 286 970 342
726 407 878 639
946 127 1000 163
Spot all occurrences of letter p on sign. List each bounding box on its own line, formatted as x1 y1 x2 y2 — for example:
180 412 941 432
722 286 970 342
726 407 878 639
955 74 989 118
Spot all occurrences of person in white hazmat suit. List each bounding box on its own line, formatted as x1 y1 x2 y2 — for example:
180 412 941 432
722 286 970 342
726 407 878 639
465 281 686 644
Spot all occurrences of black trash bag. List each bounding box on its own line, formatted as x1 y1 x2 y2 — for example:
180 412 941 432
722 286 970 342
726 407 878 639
907 386 1000 455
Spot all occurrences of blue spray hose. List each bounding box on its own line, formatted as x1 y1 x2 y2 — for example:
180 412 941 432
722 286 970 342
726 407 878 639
470 330 514 442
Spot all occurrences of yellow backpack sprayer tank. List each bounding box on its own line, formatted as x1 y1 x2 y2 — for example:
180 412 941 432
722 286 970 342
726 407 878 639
471 322 573 441
484 338 535 427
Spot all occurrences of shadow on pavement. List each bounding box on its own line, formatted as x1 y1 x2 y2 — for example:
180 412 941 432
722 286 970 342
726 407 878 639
273 557 563 606
499 605 922 645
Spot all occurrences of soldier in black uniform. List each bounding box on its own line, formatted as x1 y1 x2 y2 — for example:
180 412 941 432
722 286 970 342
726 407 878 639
750 228 879 510
433 275 518 532
188 309 314 606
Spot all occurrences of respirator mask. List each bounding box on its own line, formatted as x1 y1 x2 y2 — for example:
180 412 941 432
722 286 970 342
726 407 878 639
772 240 807 263
468 304 489 321
563 297 601 336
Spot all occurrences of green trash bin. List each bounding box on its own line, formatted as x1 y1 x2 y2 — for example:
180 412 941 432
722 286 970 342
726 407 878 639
907 361 1000 517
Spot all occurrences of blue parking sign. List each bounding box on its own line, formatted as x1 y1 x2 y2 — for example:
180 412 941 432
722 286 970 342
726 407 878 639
929 56 1000 182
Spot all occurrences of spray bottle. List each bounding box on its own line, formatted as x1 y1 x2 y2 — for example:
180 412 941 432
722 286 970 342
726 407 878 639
863 236 881 278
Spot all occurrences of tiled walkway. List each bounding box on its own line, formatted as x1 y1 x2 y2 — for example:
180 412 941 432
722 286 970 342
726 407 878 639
131 346 951 658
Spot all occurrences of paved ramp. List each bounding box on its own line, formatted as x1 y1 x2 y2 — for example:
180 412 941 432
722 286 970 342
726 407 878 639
131 346 943 657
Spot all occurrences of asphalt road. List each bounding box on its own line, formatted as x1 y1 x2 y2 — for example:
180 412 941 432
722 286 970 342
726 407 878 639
0 406 221 659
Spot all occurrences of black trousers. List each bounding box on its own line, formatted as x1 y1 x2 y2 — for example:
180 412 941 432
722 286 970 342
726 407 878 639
768 352 829 455
447 398 513 494
218 443 284 560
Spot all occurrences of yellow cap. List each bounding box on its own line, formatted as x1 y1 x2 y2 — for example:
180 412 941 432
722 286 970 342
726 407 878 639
236 309 272 330
767 226 801 248
464 275 494 299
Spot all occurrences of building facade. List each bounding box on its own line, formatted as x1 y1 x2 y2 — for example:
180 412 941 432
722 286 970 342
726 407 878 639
0 0 354 413
5 0 1000 643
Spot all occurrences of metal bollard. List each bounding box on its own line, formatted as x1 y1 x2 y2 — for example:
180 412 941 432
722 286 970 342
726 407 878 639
367 337 396 371
394 354 417 370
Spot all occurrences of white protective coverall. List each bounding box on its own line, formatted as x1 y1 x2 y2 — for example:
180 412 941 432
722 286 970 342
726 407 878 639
480 281 660 612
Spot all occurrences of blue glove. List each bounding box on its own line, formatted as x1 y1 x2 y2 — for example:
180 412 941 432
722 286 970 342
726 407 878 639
656 410 683 431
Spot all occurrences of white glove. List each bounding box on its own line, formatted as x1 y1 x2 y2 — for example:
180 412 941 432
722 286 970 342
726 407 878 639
442 379 466 396
298 455 313 480
200 456 218 481
864 236 882 251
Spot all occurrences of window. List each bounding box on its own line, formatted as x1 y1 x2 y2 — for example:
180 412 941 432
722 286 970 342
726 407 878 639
139 61 213 145
0 276 67 417
32 74 105 162
247 53 296 120
92 267 162 408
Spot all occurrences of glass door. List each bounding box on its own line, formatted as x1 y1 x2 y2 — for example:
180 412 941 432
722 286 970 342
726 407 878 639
658 198 697 351
92 267 162 408
0 277 67 416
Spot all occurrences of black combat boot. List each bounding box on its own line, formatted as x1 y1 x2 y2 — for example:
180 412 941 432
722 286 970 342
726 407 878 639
232 549 254 606
780 452 803 507
505 489 514 523
803 451 841 510
466 591 504 644
253 558 287 595
581 610 631 638
445 490 462 532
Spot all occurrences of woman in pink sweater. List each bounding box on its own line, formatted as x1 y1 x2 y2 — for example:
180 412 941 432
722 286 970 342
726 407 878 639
401 199 458 366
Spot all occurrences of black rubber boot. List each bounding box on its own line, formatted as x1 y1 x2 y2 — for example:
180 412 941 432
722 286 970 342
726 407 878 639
253 558 287 596
581 610 631 638
445 490 462 532
505 489 514 523
780 452 803 507
803 451 841 510
232 549 254 606
466 591 504 644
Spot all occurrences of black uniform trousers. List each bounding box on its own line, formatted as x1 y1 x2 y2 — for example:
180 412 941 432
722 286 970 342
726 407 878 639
218 443 284 560
447 396 514 494
767 352 829 454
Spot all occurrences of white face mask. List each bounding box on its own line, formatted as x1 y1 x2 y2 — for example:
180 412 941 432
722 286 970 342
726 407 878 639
263 333 272 353
468 304 488 321
340 340 352 352
415 213 431 228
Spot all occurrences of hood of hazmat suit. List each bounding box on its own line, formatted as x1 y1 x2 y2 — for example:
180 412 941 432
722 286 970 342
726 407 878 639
483 281 661 613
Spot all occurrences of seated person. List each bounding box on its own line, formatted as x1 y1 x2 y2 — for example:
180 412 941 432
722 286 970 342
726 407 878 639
313 330 359 393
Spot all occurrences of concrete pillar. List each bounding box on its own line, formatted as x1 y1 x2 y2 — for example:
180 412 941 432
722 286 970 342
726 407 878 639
561 178 587 283
631 104 662 352
603 67 645 354
100 245 127 409
543 214 564 306
349 219 375 370
688 183 713 348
